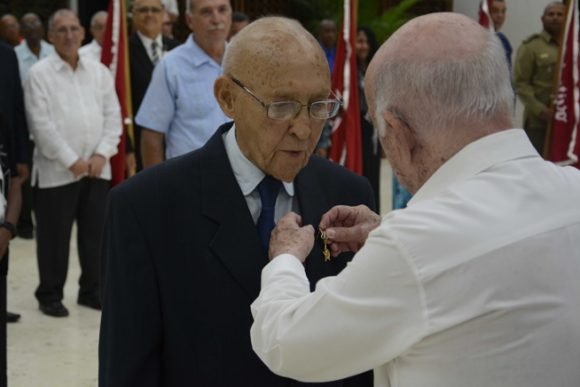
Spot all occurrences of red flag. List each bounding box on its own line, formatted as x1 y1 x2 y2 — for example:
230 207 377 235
101 0 134 186
548 0 580 167
329 0 363 175
478 0 495 32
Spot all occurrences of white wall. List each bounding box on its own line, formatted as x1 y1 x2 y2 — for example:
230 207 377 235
453 0 552 128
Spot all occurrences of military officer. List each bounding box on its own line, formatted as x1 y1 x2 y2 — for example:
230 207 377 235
514 1 565 155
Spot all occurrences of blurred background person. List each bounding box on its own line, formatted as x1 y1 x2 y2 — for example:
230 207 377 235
356 26 381 212
14 13 53 240
24 9 121 318
136 0 231 168
490 0 512 69
318 18 336 73
228 11 249 40
161 0 179 23
79 11 107 62
129 0 179 172
0 14 21 47
514 1 565 154
162 10 175 40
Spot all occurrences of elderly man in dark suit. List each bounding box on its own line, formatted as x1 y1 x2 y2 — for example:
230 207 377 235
128 0 179 172
99 16 374 387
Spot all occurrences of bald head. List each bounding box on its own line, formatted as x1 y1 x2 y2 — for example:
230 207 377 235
0 14 20 46
21 13 44 45
223 17 329 85
542 2 565 37
216 17 333 182
367 12 513 136
366 12 514 193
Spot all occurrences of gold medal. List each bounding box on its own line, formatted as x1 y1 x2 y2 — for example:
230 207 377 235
319 228 331 262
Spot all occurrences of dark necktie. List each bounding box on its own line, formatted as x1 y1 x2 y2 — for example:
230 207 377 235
256 176 282 252
151 40 159 65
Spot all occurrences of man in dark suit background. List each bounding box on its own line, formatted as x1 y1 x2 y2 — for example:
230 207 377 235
99 16 374 387
128 0 179 172
0 41 29 383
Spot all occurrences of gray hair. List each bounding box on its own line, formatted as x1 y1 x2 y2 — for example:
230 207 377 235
48 9 78 31
373 30 513 137
90 10 108 27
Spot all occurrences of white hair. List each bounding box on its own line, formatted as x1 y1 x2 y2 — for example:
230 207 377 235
90 10 107 27
373 30 513 137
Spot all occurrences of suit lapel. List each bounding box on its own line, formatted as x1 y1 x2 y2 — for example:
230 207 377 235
131 33 155 69
200 124 266 299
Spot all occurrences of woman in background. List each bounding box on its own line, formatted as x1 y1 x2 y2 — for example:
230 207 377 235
356 26 382 211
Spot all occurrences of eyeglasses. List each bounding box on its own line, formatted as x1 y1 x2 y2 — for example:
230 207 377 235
230 76 341 121
135 6 163 14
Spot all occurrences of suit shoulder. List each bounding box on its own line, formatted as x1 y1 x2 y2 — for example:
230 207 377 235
112 151 202 200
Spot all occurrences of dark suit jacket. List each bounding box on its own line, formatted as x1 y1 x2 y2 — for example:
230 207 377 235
99 123 375 387
128 33 179 170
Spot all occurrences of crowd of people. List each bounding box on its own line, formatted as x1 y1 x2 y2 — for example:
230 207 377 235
0 0 578 386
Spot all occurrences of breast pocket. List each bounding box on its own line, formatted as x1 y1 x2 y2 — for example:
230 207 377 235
176 79 220 119
535 53 557 78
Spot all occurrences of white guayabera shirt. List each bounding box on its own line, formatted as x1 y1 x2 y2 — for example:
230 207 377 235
251 129 580 387
24 53 121 189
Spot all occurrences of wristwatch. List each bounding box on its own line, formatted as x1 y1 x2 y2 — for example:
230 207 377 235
0 222 16 239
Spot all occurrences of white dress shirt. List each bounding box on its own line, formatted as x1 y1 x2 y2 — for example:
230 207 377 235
251 129 580 387
24 53 122 188
14 40 54 82
79 39 102 62
223 124 295 222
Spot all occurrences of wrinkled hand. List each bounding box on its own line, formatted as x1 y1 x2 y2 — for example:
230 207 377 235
269 212 315 263
69 159 90 178
319 205 381 257
88 154 106 178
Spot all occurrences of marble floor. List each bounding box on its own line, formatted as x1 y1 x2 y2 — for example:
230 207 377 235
6 160 393 387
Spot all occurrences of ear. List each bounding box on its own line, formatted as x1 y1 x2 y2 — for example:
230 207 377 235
214 76 235 119
381 110 417 160
79 26 85 42
48 30 55 44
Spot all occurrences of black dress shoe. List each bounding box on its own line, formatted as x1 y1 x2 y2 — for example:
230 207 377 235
39 301 69 317
6 311 20 323
77 295 101 310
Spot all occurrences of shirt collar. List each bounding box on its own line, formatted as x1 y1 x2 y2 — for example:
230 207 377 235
223 124 294 197
187 33 226 68
17 40 50 60
137 31 162 49
540 30 558 44
48 50 86 72
410 129 540 205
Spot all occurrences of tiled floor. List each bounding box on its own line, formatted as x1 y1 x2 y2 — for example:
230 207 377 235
6 160 393 387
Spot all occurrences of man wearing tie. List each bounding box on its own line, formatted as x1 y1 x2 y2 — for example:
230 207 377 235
129 0 179 172
99 16 374 387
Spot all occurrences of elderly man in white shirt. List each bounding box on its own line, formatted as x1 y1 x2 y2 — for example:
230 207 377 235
79 10 107 62
24 9 121 318
251 13 580 387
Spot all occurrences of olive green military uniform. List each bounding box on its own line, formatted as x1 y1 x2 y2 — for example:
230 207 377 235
514 31 559 154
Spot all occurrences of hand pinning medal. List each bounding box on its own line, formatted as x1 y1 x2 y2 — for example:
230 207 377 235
319 228 331 262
